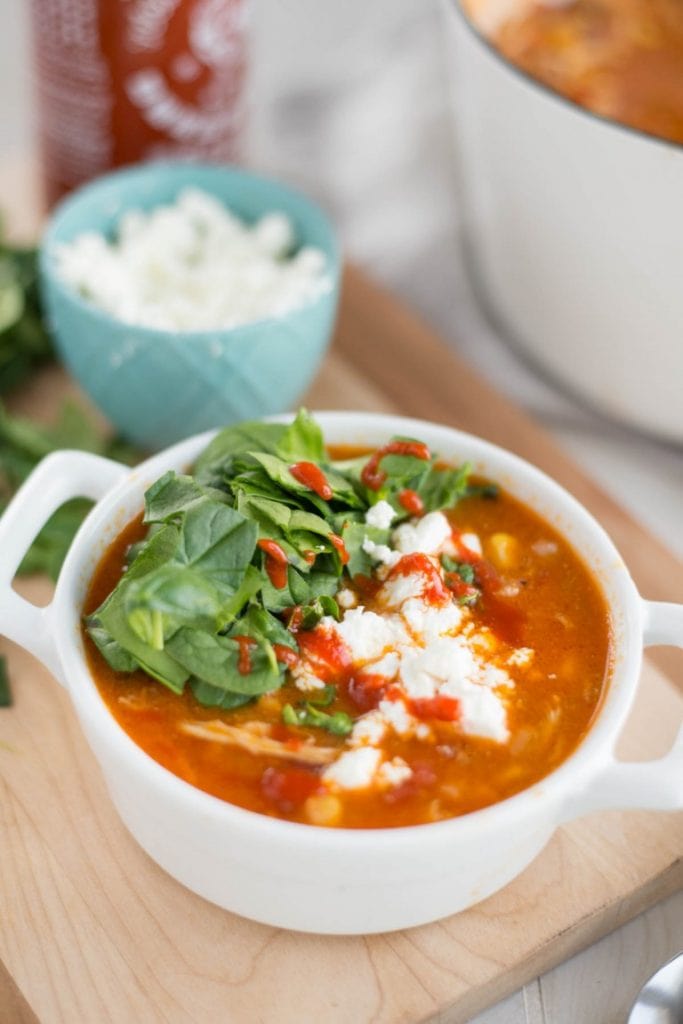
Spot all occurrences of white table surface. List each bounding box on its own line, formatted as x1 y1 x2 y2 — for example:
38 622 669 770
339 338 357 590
1 2 681 1022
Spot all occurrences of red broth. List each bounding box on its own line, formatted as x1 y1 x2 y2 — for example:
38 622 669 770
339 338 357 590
483 0 683 146
83 448 611 828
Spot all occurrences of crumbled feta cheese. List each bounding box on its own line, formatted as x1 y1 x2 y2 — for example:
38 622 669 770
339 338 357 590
401 597 463 641
377 697 414 736
336 588 358 610
457 683 509 742
323 747 382 790
362 538 401 567
377 757 413 788
55 187 331 332
295 554 526 747
363 651 401 680
329 608 409 663
507 647 534 668
365 500 396 530
460 532 482 556
378 570 426 609
291 665 326 692
350 711 387 747
392 511 453 557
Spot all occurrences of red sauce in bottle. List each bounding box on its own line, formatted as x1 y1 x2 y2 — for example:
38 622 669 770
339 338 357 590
31 0 248 205
258 538 289 590
290 461 333 501
361 441 431 490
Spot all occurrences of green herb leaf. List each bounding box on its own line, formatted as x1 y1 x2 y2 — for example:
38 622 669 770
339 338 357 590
0 655 12 707
189 679 254 709
166 628 282 696
143 471 230 524
281 701 353 737
86 619 140 673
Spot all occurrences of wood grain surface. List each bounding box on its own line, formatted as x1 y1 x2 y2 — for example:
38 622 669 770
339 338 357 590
0 265 681 1024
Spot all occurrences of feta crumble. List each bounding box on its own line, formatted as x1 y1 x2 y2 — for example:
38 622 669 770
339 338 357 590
392 511 453 557
365 500 396 530
55 187 331 332
323 747 382 790
362 538 401 567
377 757 412 788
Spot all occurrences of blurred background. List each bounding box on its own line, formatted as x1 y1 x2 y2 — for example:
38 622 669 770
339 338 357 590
6 0 680 553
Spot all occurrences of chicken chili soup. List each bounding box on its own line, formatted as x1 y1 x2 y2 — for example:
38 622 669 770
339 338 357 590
467 0 683 146
84 411 612 829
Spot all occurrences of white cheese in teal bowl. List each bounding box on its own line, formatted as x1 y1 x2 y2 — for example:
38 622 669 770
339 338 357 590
40 162 340 450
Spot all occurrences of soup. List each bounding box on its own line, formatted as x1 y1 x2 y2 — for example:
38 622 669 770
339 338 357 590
469 0 683 146
83 412 611 828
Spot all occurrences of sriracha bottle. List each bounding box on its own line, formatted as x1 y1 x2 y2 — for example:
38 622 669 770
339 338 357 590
31 0 248 205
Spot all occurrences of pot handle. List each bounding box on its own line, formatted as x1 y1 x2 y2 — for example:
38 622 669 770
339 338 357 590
566 600 683 816
0 450 129 685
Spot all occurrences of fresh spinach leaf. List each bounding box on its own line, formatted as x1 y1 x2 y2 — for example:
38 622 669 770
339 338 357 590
124 564 224 644
166 628 282 695
0 655 11 707
193 421 287 485
190 679 254 709
275 408 325 462
143 471 230 524
282 702 352 737
86 619 140 673
416 462 471 513
174 501 257 597
299 595 340 630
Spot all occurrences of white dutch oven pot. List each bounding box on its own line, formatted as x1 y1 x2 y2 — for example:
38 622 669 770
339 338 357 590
443 1 683 443
0 413 681 934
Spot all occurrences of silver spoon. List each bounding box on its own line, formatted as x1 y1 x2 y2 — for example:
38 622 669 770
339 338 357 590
627 952 683 1024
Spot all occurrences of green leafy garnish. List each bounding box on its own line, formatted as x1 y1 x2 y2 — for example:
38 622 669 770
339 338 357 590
282 701 353 737
0 656 12 707
86 410 476 710
0 401 139 580
0 232 53 395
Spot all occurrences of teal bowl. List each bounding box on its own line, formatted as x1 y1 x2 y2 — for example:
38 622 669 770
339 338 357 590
40 163 340 450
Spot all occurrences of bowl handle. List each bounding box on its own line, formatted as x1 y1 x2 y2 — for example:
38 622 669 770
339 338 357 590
0 450 129 685
565 599 683 817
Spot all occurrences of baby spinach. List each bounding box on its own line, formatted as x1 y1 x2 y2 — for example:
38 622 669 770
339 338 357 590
166 628 281 696
0 655 12 707
143 471 230 524
86 411 476 714
282 702 353 737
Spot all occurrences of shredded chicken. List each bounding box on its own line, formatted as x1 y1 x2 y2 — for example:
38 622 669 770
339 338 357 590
180 719 337 765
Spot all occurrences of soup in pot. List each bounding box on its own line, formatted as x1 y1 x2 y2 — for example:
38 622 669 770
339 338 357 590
467 0 683 145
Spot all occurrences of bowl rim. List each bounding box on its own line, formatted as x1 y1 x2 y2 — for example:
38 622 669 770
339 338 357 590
446 0 683 156
53 411 645 848
39 160 342 343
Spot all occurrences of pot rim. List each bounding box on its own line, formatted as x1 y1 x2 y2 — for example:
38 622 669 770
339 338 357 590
445 0 683 156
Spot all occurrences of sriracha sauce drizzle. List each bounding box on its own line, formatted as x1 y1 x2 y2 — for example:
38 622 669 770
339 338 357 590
398 489 425 515
330 533 349 565
232 635 256 675
258 538 289 589
290 461 333 500
361 440 431 490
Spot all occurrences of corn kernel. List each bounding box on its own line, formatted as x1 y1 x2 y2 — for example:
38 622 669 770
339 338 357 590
304 793 343 827
488 532 520 570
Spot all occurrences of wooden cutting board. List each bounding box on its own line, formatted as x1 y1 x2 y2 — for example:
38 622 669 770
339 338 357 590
0 257 682 1019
